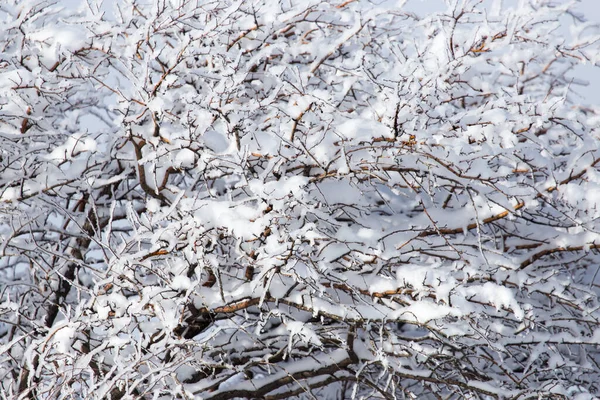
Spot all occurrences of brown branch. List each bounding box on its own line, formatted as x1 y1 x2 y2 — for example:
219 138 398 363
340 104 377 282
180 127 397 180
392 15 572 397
140 248 169 261
190 283 415 323
227 25 258 51
91 76 146 106
309 23 365 74
150 44 188 97
20 107 32 133
130 136 166 200
321 282 412 304
289 102 313 142
416 155 600 240
418 202 525 238
336 0 358 8
519 243 600 270
545 157 600 193
201 352 353 400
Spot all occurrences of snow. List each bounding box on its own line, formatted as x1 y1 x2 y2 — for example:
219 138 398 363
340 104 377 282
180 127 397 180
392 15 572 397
461 282 525 320
47 323 77 354
2 0 600 398
391 302 462 323
202 129 230 153
45 135 97 163
336 118 393 141
285 320 323 348
174 148 196 168
171 275 192 291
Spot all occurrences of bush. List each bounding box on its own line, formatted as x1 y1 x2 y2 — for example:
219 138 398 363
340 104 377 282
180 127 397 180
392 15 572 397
1 0 600 398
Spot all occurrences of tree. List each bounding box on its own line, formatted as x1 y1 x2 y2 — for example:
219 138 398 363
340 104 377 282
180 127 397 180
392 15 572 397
1 0 599 398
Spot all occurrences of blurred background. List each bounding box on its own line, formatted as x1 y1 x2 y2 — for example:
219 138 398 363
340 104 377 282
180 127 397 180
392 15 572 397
57 0 599 105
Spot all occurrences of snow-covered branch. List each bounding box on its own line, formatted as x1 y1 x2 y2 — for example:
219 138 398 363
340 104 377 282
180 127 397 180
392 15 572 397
1 0 600 398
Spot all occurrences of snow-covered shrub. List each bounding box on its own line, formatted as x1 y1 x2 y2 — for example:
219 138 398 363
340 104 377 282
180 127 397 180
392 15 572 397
1 0 600 398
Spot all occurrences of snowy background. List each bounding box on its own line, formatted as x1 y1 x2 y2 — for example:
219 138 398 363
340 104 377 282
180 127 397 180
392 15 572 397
57 0 600 105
